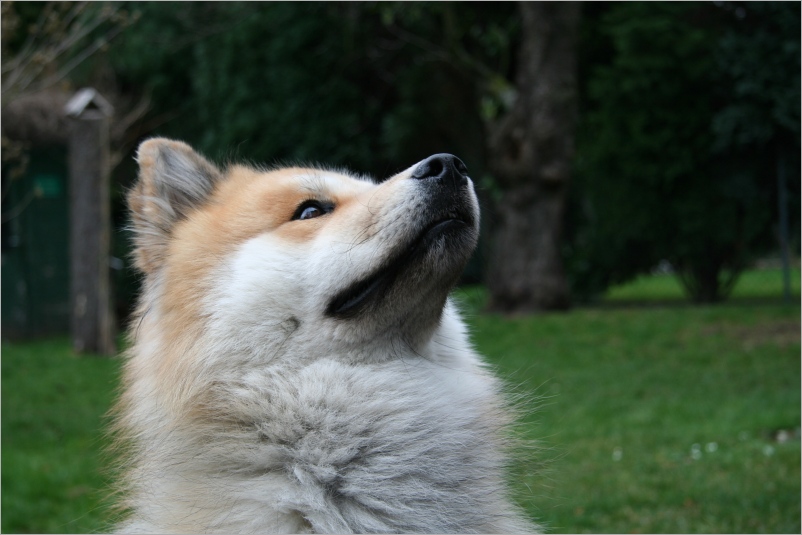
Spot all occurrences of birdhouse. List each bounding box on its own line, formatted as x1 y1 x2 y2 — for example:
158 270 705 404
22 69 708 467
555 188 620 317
64 87 114 120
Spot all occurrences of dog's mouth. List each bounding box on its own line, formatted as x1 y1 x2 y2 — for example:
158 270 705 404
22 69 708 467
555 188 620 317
326 216 473 319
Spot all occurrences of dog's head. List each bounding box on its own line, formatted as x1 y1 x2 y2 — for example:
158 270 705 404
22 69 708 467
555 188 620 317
129 138 479 357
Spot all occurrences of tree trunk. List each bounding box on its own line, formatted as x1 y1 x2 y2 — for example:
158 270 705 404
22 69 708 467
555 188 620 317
485 2 580 313
67 97 116 356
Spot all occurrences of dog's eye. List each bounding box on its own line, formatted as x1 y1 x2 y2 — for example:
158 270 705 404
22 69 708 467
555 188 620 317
299 205 322 220
293 201 333 221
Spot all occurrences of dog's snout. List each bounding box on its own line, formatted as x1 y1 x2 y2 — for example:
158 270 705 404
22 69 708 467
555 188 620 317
410 154 468 187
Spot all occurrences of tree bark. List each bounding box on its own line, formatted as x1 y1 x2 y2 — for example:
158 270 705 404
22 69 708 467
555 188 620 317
485 2 580 313
67 105 116 355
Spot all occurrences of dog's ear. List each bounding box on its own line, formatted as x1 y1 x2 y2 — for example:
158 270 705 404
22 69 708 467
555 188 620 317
128 138 222 274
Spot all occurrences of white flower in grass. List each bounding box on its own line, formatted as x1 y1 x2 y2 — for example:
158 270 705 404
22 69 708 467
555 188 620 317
612 447 623 462
691 443 702 460
705 442 718 453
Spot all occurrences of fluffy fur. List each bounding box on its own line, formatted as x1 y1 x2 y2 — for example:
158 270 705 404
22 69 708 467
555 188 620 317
113 138 537 533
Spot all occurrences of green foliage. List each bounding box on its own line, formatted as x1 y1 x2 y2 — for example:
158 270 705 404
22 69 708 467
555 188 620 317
713 2 801 149
570 2 801 302
106 2 515 178
190 4 379 166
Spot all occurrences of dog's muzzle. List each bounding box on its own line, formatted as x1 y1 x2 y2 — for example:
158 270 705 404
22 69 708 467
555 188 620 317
410 154 469 188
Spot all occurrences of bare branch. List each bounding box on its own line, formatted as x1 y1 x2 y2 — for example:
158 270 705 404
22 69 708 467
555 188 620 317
44 24 127 92
2 2 132 103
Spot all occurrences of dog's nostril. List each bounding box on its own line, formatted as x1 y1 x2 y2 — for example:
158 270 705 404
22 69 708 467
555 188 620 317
411 154 468 186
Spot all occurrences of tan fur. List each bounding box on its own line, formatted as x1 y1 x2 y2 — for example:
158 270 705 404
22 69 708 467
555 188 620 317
132 164 382 412
114 138 537 533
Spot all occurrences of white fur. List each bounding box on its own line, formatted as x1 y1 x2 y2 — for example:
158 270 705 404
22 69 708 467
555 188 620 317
116 140 537 533
117 320 534 533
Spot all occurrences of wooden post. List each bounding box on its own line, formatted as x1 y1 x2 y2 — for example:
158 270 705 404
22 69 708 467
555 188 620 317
777 152 791 304
65 88 116 356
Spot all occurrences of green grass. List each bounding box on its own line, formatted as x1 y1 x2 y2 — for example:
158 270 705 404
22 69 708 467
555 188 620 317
454 285 801 533
2 272 800 533
1 338 121 534
605 267 801 303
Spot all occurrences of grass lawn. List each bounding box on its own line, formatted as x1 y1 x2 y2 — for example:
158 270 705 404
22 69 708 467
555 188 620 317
2 272 800 533
605 267 801 303
1 338 121 533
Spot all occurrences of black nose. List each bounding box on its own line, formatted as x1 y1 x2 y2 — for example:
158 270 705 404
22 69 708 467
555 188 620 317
410 154 469 186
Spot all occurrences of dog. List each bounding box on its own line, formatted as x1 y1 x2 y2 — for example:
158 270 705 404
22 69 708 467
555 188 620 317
113 138 537 533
